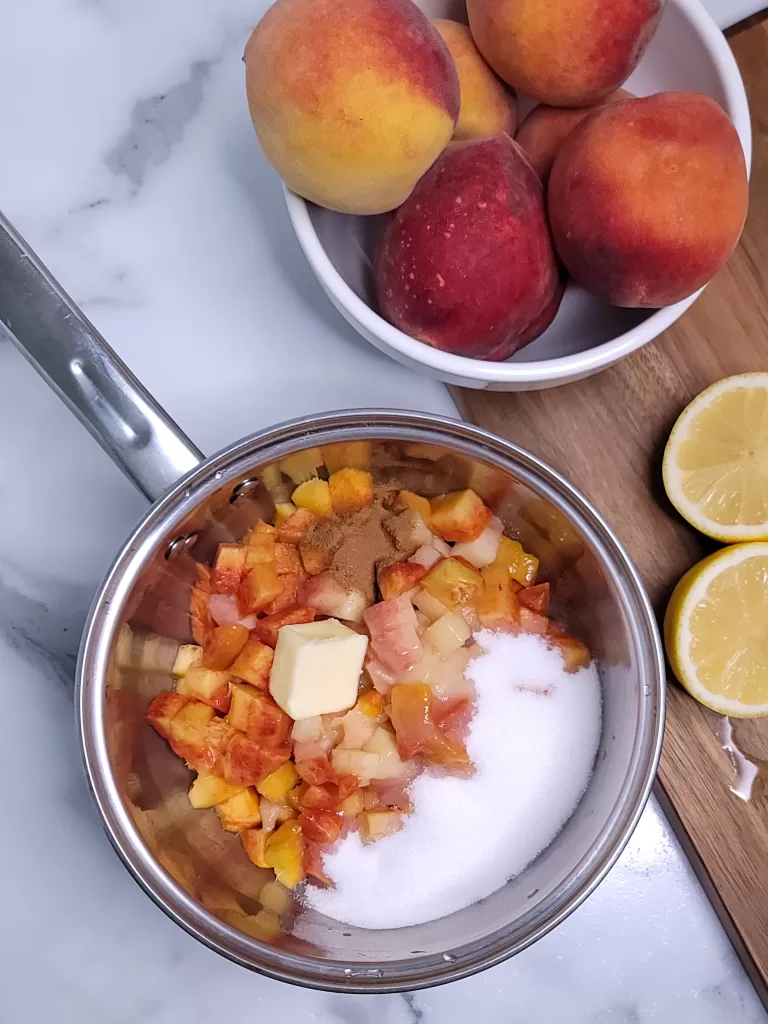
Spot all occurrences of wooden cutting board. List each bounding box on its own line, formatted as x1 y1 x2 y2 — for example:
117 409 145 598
454 13 768 996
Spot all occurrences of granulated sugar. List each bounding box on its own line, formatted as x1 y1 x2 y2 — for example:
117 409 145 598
304 631 602 929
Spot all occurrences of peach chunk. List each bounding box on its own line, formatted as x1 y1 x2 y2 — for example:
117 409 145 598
211 544 247 594
467 0 662 106
229 638 275 689
430 489 491 542
176 665 232 713
515 90 631 182
244 0 459 214
329 468 374 514
146 692 214 769
548 92 749 307
377 561 428 601
375 135 560 360
202 624 249 671
227 683 292 748
433 20 516 141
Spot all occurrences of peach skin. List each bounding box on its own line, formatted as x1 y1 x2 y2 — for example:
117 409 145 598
244 0 460 214
375 134 560 360
432 19 517 141
467 0 663 106
516 90 631 183
548 92 748 307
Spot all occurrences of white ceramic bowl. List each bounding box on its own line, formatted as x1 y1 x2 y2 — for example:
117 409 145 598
284 0 751 391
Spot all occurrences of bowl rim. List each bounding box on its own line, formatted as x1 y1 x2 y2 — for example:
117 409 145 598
283 0 752 385
77 411 666 993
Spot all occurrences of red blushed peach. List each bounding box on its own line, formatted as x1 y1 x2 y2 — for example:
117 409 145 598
548 92 748 307
244 0 459 215
375 134 560 360
467 0 663 106
432 19 517 141
516 90 632 183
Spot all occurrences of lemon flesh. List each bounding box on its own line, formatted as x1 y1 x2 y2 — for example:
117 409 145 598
663 373 768 542
665 543 768 717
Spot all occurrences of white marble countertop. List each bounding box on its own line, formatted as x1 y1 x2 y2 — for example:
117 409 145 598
0 1 766 1021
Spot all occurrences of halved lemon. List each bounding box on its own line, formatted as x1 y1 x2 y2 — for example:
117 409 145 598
665 543 768 717
663 373 768 542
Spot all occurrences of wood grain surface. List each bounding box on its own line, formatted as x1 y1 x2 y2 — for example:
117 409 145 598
454 15 768 991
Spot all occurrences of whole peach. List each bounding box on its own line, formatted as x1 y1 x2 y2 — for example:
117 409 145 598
548 92 748 307
375 135 560 360
467 0 663 106
516 90 631 183
244 0 459 215
432 19 517 141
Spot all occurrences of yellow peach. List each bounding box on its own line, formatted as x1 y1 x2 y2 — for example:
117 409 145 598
244 0 460 214
433 19 516 141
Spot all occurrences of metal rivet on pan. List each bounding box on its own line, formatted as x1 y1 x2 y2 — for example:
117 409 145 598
230 478 260 503
165 533 198 560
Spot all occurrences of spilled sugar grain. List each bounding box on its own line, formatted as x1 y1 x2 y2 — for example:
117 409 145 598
303 631 602 930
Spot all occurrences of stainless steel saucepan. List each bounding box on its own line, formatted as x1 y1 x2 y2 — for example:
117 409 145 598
0 211 665 992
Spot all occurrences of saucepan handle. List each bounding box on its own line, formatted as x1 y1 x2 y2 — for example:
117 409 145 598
0 211 203 503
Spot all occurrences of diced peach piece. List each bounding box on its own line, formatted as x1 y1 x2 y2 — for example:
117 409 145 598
229 638 274 689
176 666 232 713
207 593 256 629
292 478 333 517
277 803 298 823
364 595 422 674
291 716 322 743
188 773 245 809
363 727 408 779
422 557 483 610
257 760 300 804
370 774 415 812
273 502 297 530
275 542 304 576
280 448 325 484
277 507 317 544
430 489 491 542
295 755 336 785
146 692 215 767
489 536 539 585
258 463 291 503
304 841 333 887
238 562 283 617
298 572 366 621
216 787 263 832
409 544 442 570
393 489 433 526
322 441 372 473
340 791 364 816
452 515 504 568
476 566 520 631
329 468 374 513
203 623 249 671
519 607 550 635
241 827 269 868
519 582 550 615
377 561 428 601
335 772 360 800
298 540 333 576
549 631 592 673
424 611 471 658
227 683 292 747
359 810 403 841
334 706 378 750
298 808 343 844
412 588 450 622
357 689 385 718
361 789 384 812
389 683 470 769
433 696 474 741
252 605 317 648
190 583 214 647
300 783 341 810
262 573 302 615
220 734 292 787
364 653 397 694
241 530 276 565
264 820 305 889
260 796 282 832
172 644 203 677
331 748 381 784
211 543 247 593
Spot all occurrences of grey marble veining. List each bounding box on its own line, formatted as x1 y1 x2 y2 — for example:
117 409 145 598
0 0 766 1021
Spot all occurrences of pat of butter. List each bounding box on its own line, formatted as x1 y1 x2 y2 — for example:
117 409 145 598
269 619 369 721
